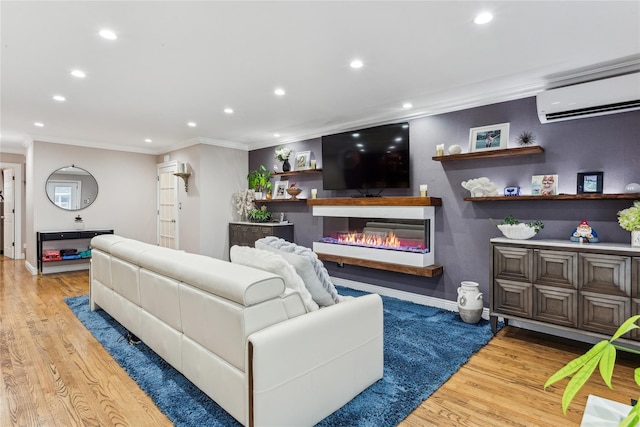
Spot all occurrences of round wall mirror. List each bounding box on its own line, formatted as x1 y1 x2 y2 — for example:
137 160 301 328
45 166 98 211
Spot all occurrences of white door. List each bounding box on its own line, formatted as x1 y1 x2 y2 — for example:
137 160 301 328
157 162 178 249
3 168 15 258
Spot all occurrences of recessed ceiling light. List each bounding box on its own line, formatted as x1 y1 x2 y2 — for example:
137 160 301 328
352 133 360 138
34 122 44 127
145 138 152 143
71 69 86 78
187 121 196 127
274 88 285 96
53 95 66 102
99 29 118 40
273 133 280 137
474 12 493 25
402 103 413 109
350 59 364 69
224 108 234 114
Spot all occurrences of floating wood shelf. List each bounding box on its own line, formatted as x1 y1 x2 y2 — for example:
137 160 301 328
433 145 544 162
464 193 640 202
307 196 442 206
255 198 307 203
273 169 322 177
317 253 443 277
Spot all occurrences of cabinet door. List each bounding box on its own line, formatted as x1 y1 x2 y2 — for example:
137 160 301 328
493 278 532 319
493 246 531 282
533 285 578 327
579 253 631 335
534 250 577 289
632 257 640 340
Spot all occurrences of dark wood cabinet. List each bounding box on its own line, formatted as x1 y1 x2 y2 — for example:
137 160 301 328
228 222 294 252
490 238 640 343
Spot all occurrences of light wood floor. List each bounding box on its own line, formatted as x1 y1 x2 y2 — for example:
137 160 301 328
2 257 639 426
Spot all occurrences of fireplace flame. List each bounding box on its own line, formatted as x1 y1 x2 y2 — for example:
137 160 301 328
337 231 401 249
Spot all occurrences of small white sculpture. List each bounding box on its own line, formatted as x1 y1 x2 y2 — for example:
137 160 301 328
448 144 462 155
461 177 500 197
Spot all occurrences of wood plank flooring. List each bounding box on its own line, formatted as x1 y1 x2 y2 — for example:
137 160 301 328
2 256 639 426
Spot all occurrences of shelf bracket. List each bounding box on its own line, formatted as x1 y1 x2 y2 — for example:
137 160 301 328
174 172 191 192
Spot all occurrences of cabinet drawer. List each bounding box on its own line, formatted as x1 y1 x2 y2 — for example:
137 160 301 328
493 246 531 282
80 230 113 238
580 292 630 336
534 284 577 327
579 253 631 297
493 278 532 319
40 232 81 240
534 250 577 289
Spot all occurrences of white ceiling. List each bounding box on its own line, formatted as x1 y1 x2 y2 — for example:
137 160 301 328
1 1 639 155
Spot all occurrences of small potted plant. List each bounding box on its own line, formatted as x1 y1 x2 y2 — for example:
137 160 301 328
247 165 273 200
248 205 272 223
274 146 293 172
618 201 640 247
490 215 544 240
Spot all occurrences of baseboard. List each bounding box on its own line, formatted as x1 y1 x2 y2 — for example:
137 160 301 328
332 277 490 320
25 260 38 275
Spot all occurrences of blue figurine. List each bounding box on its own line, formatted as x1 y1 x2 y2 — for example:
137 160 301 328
570 219 599 243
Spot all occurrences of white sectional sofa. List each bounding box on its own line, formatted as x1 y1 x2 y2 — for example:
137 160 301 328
89 235 383 427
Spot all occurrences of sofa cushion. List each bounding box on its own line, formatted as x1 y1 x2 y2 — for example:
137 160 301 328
230 245 319 312
255 237 341 307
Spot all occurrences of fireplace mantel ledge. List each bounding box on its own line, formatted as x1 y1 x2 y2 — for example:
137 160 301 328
306 196 442 207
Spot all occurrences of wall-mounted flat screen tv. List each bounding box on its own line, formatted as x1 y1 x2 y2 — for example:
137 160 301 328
321 122 410 194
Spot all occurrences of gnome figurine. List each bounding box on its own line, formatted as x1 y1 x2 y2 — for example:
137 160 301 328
570 219 599 243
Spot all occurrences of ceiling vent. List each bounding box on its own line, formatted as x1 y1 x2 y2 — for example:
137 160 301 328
536 72 640 123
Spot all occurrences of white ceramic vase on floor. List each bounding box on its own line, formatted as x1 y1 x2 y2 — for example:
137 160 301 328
457 281 483 324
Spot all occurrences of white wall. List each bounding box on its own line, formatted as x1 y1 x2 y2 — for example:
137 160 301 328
161 143 247 260
27 140 158 269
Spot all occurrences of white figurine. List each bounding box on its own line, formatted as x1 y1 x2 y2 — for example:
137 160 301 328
461 177 500 197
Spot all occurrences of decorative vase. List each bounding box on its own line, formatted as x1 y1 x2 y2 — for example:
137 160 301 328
282 159 291 172
457 281 483 324
632 230 640 248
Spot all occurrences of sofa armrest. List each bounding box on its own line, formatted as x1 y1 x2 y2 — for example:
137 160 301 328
248 293 383 427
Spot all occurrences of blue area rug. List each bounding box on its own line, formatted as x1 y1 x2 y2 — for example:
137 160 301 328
66 288 495 426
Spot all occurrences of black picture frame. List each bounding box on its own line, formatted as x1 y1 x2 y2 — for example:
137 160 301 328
577 172 603 194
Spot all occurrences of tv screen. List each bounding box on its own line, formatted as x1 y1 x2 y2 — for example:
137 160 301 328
322 122 410 192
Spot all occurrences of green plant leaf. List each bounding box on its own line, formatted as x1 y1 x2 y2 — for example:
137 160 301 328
545 340 609 389
635 368 640 387
611 315 640 341
620 400 640 427
597 343 617 389
561 351 603 414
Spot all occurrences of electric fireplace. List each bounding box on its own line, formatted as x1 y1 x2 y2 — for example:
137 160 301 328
310 200 437 269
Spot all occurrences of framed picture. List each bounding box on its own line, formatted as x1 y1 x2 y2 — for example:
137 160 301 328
469 123 510 152
294 151 311 170
273 180 289 199
577 172 603 194
532 174 558 196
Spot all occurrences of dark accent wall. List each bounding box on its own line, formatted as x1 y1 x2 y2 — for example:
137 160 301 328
249 97 640 306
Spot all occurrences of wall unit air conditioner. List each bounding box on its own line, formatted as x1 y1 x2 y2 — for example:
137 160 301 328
536 72 640 123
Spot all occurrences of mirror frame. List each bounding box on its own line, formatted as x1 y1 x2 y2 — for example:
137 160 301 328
45 165 99 211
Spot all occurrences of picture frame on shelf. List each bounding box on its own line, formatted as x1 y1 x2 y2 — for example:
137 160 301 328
294 151 311 170
577 171 603 194
273 180 289 199
532 174 558 196
469 123 509 152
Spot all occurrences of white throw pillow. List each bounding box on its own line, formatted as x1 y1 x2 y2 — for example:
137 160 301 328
255 237 341 307
230 245 318 312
